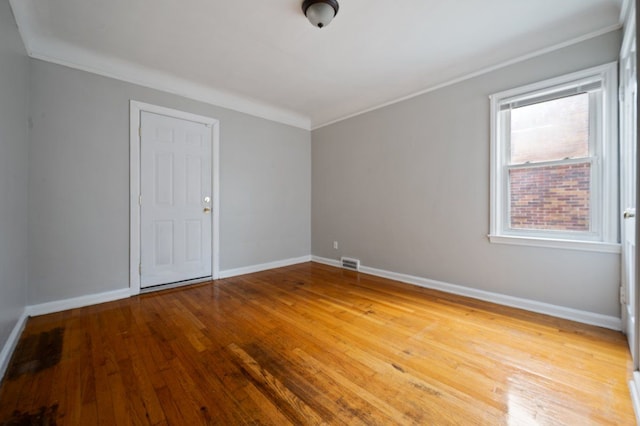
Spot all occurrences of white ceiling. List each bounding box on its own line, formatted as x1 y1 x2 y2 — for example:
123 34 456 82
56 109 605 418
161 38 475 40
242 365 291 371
9 0 625 129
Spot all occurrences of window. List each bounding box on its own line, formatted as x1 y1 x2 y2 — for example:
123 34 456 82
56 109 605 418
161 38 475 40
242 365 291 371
489 63 619 252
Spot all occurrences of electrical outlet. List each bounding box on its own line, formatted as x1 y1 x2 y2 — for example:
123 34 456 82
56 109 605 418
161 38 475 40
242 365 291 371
333 241 339 250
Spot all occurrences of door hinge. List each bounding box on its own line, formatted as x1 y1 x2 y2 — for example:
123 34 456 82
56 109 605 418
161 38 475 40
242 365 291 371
139 263 142 275
620 285 627 304
139 194 142 206
139 126 142 139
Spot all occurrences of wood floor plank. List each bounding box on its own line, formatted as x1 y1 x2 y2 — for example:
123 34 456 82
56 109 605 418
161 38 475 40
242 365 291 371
0 262 634 425
227 343 326 425
291 347 413 425
242 380 295 425
230 275 509 418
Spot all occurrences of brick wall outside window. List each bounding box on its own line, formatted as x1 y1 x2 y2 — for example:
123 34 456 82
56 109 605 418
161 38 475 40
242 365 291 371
509 162 590 231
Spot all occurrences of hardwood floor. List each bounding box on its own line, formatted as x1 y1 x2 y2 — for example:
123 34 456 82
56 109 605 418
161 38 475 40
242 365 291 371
0 262 635 425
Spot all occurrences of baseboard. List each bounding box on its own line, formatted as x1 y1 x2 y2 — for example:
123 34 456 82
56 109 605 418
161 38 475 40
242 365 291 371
0 257 312 380
219 255 312 279
1 289 130 381
311 256 341 268
630 372 640 424
27 288 131 317
311 256 622 330
25 255 312 315
0 309 29 383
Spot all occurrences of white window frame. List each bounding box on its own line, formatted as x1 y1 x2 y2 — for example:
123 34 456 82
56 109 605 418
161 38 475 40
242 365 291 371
489 62 620 253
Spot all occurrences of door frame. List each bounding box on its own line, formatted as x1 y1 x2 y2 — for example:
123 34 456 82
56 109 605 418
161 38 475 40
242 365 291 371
129 100 220 295
621 1 638 362
626 1 640 421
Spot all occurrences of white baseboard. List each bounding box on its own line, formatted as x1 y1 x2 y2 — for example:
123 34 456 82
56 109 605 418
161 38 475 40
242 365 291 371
311 256 622 330
24 255 313 316
630 372 640 424
219 255 312 279
0 309 29 383
0 255 311 383
27 288 131 317
1 288 129 382
311 256 341 268
2 254 620 384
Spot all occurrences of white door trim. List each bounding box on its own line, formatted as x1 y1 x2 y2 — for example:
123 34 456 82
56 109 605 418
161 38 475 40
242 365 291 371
129 100 220 295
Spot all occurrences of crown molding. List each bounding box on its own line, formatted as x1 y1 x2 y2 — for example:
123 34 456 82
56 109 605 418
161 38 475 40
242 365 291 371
8 0 622 132
312 23 622 130
8 0 36 55
30 42 311 130
8 0 310 130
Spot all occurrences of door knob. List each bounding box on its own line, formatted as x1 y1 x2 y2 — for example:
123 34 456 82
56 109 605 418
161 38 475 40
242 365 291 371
624 208 636 219
203 207 211 213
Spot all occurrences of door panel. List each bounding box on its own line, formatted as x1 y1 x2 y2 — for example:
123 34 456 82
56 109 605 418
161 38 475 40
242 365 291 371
186 220 203 262
140 111 212 288
155 152 174 204
186 156 202 204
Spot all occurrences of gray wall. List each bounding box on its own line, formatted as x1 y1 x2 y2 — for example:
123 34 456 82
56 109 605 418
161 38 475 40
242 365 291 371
28 60 310 304
312 30 622 317
0 0 29 347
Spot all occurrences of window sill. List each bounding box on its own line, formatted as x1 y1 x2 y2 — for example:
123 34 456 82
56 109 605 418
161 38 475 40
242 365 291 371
488 234 621 253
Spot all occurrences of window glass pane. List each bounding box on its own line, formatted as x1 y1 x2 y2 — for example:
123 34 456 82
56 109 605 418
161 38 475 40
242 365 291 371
510 93 589 164
509 162 590 231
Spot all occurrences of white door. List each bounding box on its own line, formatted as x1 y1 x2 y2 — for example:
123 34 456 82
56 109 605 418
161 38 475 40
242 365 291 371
140 111 213 288
620 22 637 361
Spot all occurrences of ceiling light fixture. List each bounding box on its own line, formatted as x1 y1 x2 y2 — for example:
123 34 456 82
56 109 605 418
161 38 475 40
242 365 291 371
302 0 339 28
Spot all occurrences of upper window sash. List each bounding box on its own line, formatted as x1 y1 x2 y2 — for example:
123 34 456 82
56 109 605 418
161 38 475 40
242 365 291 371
498 79 602 111
502 91 601 167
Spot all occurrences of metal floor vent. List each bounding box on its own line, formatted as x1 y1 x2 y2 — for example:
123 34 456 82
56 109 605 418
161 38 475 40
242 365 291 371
341 257 360 271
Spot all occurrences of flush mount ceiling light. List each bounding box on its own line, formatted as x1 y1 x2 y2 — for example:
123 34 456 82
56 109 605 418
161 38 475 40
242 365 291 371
302 0 339 28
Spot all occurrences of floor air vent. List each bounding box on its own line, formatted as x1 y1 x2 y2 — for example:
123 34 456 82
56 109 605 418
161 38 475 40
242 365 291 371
341 257 360 271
